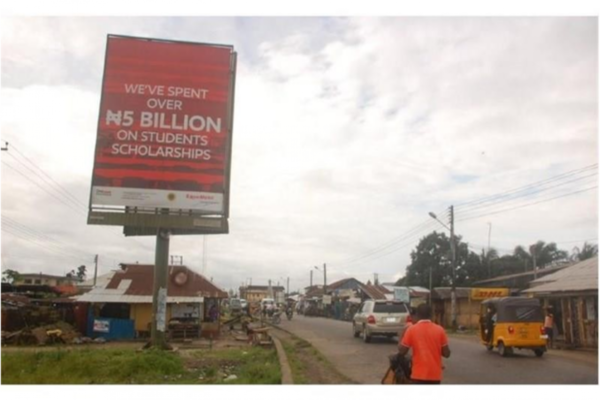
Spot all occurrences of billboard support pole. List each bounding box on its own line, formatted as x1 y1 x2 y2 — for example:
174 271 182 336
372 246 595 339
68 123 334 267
151 227 171 349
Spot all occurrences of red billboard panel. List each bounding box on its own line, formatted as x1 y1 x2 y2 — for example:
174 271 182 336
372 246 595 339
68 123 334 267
90 35 236 214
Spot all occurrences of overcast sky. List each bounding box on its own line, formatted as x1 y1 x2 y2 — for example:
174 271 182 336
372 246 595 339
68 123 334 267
1 16 597 293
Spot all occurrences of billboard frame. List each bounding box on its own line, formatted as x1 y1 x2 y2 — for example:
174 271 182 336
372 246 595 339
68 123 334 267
87 34 237 236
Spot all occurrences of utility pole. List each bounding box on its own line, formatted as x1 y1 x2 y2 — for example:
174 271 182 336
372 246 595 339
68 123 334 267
310 270 313 288
93 254 98 287
487 222 492 278
286 277 289 297
531 245 538 279
450 205 457 331
323 263 327 295
268 279 272 298
429 264 433 306
151 227 170 349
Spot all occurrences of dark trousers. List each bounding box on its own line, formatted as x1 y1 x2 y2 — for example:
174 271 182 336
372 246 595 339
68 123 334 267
411 379 441 384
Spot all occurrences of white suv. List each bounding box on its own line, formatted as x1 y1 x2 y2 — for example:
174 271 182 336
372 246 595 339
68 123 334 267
352 300 410 343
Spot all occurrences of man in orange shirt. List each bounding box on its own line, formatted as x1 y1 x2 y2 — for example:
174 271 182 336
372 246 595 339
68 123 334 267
398 303 451 384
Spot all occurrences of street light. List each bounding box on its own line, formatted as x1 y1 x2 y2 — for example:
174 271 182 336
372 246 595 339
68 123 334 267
429 207 457 331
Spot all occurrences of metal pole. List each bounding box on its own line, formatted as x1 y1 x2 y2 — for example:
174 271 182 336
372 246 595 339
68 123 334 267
532 246 538 279
487 222 492 278
323 263 327 295
450 205 457 331
310 270 313 288
287 277 289 296
93 254 98 287
151 228 170 349
429 264 433 306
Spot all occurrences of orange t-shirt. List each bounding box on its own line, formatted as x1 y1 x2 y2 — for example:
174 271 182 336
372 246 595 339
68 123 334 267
401 320 448 381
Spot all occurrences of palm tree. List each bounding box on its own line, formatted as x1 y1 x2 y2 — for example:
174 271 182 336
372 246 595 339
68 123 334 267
513 241 568 269
571 242 598 262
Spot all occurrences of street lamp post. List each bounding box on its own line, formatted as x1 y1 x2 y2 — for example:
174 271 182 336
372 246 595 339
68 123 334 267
429 207 457 331
487 222 492 278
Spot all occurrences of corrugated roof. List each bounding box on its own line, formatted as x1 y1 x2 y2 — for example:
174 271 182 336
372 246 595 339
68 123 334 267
473 264 568 285
523 257 598 294
106 264 227 298
77 271 116 288
76 293 204 303
432 287 471 300
77 264 226 303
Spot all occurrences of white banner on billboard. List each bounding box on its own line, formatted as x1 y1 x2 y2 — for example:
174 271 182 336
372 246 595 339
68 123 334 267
323 295 332 305
92 186 223 212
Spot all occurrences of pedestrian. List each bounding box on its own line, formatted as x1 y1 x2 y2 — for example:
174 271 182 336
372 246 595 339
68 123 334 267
398 303 451 384
208 303 219 322
544 307 555 349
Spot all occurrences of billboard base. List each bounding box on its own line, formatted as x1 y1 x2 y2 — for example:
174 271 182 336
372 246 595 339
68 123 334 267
87 209 228 236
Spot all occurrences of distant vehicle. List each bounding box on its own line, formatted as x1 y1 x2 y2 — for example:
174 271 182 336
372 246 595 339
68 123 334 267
261 298 276 309
352 300 410 343
230 298 242 314
261 298 276 317
240 299 248 311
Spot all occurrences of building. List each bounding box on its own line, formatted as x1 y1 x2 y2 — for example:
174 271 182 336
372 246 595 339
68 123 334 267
77 264 227 340
432 287 479 329
523 257 598 348
239 285 285 303
472 265 569 290
14 273 75 287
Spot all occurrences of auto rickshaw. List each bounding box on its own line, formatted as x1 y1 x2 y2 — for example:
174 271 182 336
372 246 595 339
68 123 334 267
479 297 547 357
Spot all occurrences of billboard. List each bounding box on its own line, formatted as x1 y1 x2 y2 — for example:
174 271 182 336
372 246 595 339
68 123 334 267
90 35 236 217
470 288 509 300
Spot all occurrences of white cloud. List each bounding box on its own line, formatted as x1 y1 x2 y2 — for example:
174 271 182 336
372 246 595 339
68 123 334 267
1 17 597 291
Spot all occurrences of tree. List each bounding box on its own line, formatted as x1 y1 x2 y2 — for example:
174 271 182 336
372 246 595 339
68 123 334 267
513 241 568 269
571 242 598 262
1 269 20 284
399 231 488 288
66 269 75 279
77 265 87 282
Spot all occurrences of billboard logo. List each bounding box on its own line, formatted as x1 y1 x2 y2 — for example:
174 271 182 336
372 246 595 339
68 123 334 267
167 193 176 202
186 193 213 200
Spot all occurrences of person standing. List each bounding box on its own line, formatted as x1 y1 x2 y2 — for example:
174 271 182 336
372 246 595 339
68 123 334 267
398 303 451 384
544 307 555 349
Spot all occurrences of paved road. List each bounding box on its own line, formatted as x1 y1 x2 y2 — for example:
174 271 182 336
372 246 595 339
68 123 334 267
279 315 598 384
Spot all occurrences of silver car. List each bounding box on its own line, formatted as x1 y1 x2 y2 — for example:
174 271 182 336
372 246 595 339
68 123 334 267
352 300 410 343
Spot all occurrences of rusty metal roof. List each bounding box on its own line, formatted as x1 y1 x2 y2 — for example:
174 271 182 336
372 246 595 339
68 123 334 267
77 264 227 303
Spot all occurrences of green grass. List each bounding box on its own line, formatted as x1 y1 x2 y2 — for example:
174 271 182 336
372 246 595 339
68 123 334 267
188 347 281 384
2 347 281 385
2 348 185 384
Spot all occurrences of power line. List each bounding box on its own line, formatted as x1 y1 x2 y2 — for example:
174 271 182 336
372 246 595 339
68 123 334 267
454 163 597 209
1 225 92 264
457 186 598 222
1 160 87 216
6 150 87 210
456 171 597 218
1 216 91 259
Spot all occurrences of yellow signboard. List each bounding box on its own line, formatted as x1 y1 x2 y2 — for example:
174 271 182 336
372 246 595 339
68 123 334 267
471 288 509 300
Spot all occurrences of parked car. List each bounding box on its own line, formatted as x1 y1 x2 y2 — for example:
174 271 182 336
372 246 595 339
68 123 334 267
230 298 242 314
352 300 410 343
240 299 248 311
